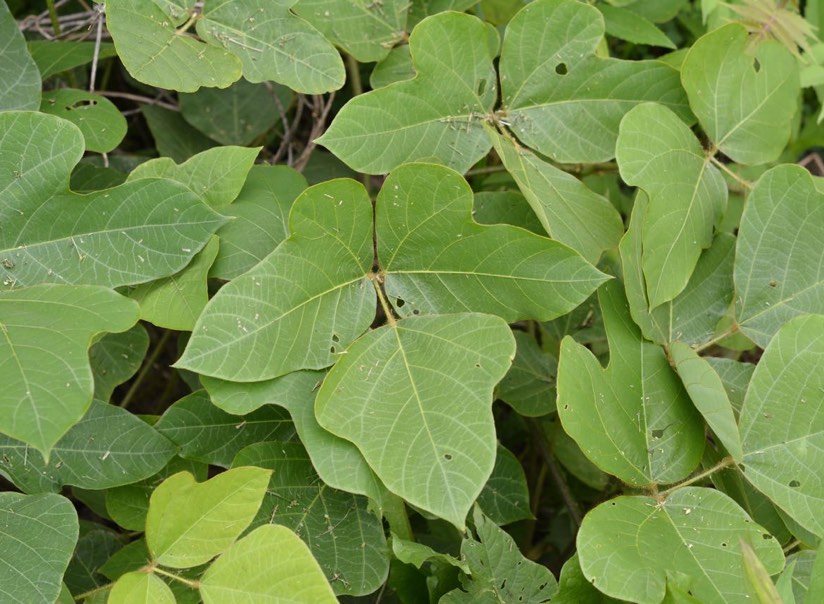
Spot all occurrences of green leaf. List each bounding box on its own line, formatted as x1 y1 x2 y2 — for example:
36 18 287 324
105 0 242 92
741 540 784 604
177 179 374 381
129 236 220 331
210 165 306 280
108 572 176 604
27 41 117 79
0 401 176 494
40 89 127 154
557 280 705 486
197 0 345 94
378 163 608 320
553 553 620 604
705 358 754 415
370 45 415 89
681 23 800 165
64 528 123 596
496 331 556 418
408 0 480 26
146 466 272 568
671 342 743 461
0 111 226 290
0 1 40 111
547 418 610 491
0 285 138 455
739 315 824 538
318 12 497 174
472 191 545 235
598 4 675 48
199 524 338 603
499 0 690 163
577 488 785 604
0 493 78 604
293 0 407 62
391 538 468 573
233 441 390 596
155 390 295 467
616 103 727 307
735 165 824 347
315 313 515 529
477 445 533 525
89 324 150 402
141 105 217 163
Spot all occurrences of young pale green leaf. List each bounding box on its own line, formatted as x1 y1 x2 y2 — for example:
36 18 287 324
27 41 117 79
105 0 242 92
616 103 727 308
671 342 743 461
392 538 469 573
557 280 705 486
370 45 415 89
316 313 515 529
318 12 497 174
598 4 675 49
0 1 40 111
577 488 784 604
199 524 338 603
129 236 219 331
0 401 176 494
735 165 824 347
146 467 272 568
40 90 127 153
0 112 225 290
477 445 533 526
378 163 608 320
90 324 149 402
108 572 176 604
0 493 78 604
155 390 295 467
0 285 137 456
197 0 345 94
233 441 389 595
496 331 557 418
740 315 824 538
210 165 306 280
489 130 624 264
177 179 375 381
293 0 407 62
681 23 800 165
499 0 690 163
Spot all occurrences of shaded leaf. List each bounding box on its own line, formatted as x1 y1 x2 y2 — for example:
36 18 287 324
64 528 123 596
553 553 620 604
27 41 116 79
472 190 544 235
141 105 217 163
40 90 127 153
477 445 533 525
89 324 149 402
598 4 675 48
370 45 415 89
496 331 556 418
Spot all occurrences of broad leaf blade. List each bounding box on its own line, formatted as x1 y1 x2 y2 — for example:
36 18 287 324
40 90 127 153
496 331 557 418
108 572 175 604
89 324 149 402
477 445 533 525
0 1 40 111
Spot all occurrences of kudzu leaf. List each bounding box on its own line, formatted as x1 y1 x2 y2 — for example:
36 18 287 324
141 105 217 163
178 179 374 381
490 130 624 264
90 324 149 402
392 538 468 573
547 418 610 491
64 527 123 596
407 0 479 26
27 41 116 79
577 488 784 604
0 401 176 494
155 390 295 467
557 280 705 486
199 524 337 603
739 315 824 538
477 445 533 526
624 0 689 23
496 331 556 418
370 45 415 89
39 89 127 154
234 441 389 596
499 0 690 163
315 313 515 529
0 493 77 604
0 1 40 111
0 285 137 455
108 572 176 604
616 103 727 307
598 4 675 49
293 0 407 62
681 23 799 165
146 466 271 568
553 553 620 604
319 12 497 174
377 163 608 320
735 165 824 347
105 0 242 92
472 191 544 235
197 0 345 94
0 112 226 290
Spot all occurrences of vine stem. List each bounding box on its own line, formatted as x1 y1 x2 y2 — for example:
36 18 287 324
73 583 111 601
120 329 173 409
370 274 397 327
152 566 201 589
693 323 740 353
345 53 363 97
46 0 62 36
658 456 735 497
529 420 583 528
710 157 753 190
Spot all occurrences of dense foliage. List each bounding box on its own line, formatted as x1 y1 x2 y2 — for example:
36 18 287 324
1 0 824 602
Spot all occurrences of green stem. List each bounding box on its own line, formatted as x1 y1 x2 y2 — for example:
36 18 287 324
693 324 740 354
370 274 397 327
152 566 200 589
711 157 752 190
345 54 363 97
74 583 111 601
383 493 414 541
658 456 735 497
120 329 173 409
46 0 61 36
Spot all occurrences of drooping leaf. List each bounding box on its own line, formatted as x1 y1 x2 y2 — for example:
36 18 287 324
489 130 624 264
496 331 556 418
577 488 784 604
739 315 824 538
146 467 271 568
0 493 78 604
499 0 690 163
477 445 533 525
0 401 176 494
681 23 800 165
177 179 374 381
316 313 515 529
108 572 176 604
89 324 149 402
234 441 390 596
199 524 338 603
616 103 727 307
0 285 138 455
377 163 608 320
27 41 117 79
40 89 127 154
0 1 40 111
318 12 497 174
557 280 705 486
735 165 824 347
0 111 226 290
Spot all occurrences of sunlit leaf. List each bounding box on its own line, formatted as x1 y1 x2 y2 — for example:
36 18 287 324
108 572 176 604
